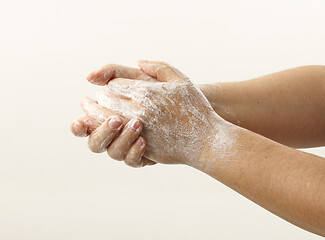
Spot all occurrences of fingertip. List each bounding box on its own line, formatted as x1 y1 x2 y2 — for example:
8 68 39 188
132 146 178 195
138 60 150 72
88 65 119 86
89 77 106 86
126 118 143 133
107 116 123 130
122 136 147 168
138 59 149 66
135 136 146 148
84 118 98 134
70 120 87 137
80 96 94 107
87 71 97 81
79 96 87 106
87 70 107 86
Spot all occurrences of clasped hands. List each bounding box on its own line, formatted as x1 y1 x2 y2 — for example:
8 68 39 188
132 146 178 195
71 60 232 168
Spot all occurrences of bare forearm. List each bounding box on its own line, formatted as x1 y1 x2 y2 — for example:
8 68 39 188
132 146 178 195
199 65 325 148
191 124 325 236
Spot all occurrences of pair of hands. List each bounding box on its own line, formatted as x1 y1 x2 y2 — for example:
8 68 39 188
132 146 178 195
71 60 230 168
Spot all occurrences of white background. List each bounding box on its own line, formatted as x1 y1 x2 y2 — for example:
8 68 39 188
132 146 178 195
0 0 324 239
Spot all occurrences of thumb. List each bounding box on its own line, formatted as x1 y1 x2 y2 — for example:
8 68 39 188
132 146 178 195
137 60 187 83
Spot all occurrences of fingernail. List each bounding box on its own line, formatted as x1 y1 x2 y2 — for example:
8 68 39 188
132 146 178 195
135 137 144 147
108 116 122 129
129 118 141 132
87 71 96 81
89 77 101 84
85 119 93 128
73 121 86 136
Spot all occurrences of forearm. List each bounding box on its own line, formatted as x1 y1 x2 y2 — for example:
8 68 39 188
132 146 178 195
191 123 325 236
199 65 325 148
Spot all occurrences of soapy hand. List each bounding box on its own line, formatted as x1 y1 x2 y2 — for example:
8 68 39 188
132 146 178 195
75 61 232 166
71 64 158 167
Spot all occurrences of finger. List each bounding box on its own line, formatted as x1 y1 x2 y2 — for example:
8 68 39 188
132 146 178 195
95 82 142 117
107 118 143 161
137 60 187 83
87 64 156 85
71 115 101 137
70 119 88 137
103 77 148 97
83 116 101 134
124 137 147 168
98 78 138 100
80 96 126 124
88 116 123 153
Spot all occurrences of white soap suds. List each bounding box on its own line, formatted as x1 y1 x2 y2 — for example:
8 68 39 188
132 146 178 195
96 79 238 166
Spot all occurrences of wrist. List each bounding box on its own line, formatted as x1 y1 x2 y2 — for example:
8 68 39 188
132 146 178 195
198 83 222 112
186 114 241 173
190 119 280 187
199 83 234 120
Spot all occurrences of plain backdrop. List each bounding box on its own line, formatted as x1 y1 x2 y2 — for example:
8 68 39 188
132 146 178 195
0 0 324 239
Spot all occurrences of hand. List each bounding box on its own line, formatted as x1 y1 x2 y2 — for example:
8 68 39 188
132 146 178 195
71 64 158 167
79 60 233 166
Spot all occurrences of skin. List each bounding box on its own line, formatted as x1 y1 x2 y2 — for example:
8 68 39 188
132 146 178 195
200 65 325 148
81 62 226 165
70 62 325 236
